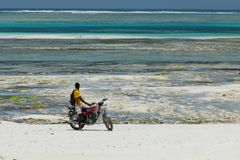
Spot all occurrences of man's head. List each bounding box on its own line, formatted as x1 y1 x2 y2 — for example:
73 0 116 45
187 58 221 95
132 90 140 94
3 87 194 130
75 82 80 89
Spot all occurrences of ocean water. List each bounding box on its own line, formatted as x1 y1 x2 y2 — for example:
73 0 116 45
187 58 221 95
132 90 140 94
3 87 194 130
0 10 240 38
0 10 240 124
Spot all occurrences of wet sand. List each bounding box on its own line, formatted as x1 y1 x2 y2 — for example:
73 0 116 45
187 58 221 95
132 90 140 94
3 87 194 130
1 74 240 124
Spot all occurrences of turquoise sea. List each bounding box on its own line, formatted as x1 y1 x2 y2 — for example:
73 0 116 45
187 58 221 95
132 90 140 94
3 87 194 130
0 10 240 38
0 10 240 124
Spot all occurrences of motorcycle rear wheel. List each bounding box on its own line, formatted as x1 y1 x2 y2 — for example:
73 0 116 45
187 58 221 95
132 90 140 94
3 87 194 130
103 117 113 131
69 117 85 130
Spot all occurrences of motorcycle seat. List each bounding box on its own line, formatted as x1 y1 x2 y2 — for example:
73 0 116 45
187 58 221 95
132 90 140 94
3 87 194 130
82 107 97 112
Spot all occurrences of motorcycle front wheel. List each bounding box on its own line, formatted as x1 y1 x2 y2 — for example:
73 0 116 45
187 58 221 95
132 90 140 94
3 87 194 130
103 117 113 131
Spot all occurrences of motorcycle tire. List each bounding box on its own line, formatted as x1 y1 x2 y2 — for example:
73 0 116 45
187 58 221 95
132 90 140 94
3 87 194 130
69 117 85 130
103 117 113 131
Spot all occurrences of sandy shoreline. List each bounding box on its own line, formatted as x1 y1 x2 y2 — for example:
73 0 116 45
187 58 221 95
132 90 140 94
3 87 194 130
0 121 240 160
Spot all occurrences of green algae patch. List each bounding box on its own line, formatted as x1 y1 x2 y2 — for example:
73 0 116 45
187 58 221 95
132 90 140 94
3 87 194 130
10 96 27 103
27 95 38 100
0 95 48 109
234 76 240 81
0 95 28 104
26 95 48 109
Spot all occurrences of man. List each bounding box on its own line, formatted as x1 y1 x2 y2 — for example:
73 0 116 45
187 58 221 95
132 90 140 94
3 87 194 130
73 82 92 120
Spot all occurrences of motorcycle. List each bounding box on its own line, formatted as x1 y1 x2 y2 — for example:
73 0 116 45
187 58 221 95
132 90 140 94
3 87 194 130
67 98 113 131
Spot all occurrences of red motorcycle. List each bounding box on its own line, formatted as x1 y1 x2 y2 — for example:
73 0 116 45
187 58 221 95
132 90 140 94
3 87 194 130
68 98 113 131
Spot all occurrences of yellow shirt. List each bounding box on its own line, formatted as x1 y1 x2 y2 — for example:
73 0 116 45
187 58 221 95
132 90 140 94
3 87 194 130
73 88 83 106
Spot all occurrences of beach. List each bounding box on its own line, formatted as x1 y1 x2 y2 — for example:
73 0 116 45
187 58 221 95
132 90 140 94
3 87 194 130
0 121 240 160
0 9 240 160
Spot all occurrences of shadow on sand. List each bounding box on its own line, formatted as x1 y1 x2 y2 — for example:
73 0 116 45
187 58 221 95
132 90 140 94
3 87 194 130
66 128 110 132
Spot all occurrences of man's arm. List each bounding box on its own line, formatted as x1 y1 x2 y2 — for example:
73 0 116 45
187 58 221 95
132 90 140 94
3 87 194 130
79 96 91 106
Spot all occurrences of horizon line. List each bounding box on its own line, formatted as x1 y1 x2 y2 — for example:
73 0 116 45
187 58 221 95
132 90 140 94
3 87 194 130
0 8 239 11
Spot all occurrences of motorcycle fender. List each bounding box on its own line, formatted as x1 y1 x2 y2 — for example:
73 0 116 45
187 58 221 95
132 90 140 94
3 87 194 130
68 111 75 117
101 109 108 117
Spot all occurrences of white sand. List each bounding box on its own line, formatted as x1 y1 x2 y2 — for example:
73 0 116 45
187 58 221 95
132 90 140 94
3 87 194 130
0 121 240 160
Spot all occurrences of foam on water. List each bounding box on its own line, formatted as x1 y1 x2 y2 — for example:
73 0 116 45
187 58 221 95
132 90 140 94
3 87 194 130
1 33 240 40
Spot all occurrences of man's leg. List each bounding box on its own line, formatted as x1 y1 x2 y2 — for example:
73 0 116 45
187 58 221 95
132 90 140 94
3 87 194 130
82 104 91 109
75 105 83 121
81 104 90 122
